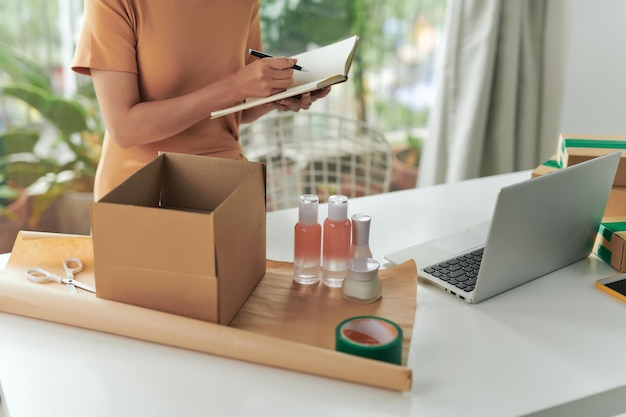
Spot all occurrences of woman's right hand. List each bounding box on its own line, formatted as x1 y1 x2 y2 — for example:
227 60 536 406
234 57 297 99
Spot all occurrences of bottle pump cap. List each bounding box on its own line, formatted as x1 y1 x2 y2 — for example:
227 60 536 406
328 195 348 221
298 194 319 226
351 214 371 246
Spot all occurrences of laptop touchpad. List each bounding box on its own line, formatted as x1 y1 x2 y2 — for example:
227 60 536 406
432 231 486 254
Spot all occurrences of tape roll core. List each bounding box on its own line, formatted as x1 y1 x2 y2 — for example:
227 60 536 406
335 316 403 364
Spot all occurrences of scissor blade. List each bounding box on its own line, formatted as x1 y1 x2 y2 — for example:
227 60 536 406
69 280 96 293
66 283 78 294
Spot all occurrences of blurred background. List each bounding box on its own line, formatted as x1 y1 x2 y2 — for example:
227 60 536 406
2 0 626 251
0 0 446 250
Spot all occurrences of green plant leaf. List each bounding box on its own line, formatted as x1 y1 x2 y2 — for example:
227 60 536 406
0 181 22 218
3 160 56 189
0 206 19 221
0 183 19 200
3 84 89 137
0 43 52 91
28 181 67 229
0 129 40 155
0 45 102 217
75 81 98 101
407 135 423 152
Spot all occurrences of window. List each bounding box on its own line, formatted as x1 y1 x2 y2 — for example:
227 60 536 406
1 0 446 136
260 0 447 136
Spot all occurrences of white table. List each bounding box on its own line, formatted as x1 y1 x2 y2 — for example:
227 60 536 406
1 170 626 417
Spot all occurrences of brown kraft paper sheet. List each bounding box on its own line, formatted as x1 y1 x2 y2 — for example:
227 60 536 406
0 232 417 391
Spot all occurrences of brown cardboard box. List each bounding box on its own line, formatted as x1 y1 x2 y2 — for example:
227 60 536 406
557 133 626 186
532 157 626 218
530 155 559 178
90 152 267 325
531 157 626 271
605 186 626 218
586 198 626 271
595 217 626 272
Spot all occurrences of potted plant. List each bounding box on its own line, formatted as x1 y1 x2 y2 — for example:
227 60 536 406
0 129 40 252
391 134 422 190
0 43 103 236
0 180 28 253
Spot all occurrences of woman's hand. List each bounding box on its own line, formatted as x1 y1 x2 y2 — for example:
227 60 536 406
273 87 332 112
91 57 303 147
241 86 332 123
234 57 298 99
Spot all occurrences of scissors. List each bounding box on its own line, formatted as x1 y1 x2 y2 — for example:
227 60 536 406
25 257 96 294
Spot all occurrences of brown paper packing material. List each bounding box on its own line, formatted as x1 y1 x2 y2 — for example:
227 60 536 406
0 232 416 392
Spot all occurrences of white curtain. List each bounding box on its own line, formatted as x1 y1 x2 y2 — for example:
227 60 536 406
419 0 554 186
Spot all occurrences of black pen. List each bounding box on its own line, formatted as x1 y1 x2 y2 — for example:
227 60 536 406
248 49 307 71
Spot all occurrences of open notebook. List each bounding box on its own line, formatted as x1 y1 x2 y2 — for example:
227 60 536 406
210 35 359 119
385 152 620 303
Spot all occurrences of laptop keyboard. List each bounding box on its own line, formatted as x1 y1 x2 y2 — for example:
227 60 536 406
421 248 483 293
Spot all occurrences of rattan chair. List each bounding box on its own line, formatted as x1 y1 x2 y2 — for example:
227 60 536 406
239 112 392 211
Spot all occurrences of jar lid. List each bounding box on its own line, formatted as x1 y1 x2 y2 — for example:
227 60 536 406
347 258 380 282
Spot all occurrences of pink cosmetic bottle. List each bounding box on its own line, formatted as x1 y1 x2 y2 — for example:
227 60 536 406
322 195 351 288
293 194 322 284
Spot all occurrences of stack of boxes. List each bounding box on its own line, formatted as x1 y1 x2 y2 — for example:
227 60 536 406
532 134 626 272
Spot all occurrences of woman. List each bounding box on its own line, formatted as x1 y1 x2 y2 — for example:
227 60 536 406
72 0 330 200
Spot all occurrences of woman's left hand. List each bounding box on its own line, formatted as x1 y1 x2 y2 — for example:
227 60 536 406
241 86 332 123
273 86 332 112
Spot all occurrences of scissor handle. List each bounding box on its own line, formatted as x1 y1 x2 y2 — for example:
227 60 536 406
63 257 83 279
25 267 64 284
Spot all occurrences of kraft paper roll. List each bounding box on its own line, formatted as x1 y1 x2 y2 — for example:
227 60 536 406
335 316 403 365
0 232 417 392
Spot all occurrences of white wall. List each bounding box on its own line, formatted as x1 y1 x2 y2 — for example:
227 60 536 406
558 0 626 136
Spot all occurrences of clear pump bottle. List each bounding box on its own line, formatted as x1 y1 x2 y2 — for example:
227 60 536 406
322 195 351 288
351 213 372 259
293 194 322 284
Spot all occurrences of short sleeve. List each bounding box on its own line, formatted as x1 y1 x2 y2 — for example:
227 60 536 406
71 0 138 76
245 1 263 65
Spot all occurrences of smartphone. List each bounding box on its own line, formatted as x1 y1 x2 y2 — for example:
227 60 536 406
595 274 626 303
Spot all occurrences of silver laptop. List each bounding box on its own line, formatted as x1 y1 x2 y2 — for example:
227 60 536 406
384 152 620 303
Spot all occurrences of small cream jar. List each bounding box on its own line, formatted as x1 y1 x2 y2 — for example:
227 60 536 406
342 258 382 304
